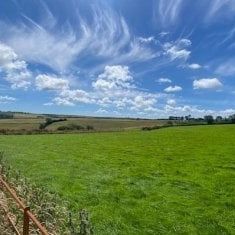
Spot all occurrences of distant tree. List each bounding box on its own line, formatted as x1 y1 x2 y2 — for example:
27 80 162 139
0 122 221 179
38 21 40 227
204 115 214 125
229 114 235 123
45 118 53 125
0 111 14 119
39 123 45 130
215 116 223 123
185 115 191 121
39 118 66 130
86 125 94 130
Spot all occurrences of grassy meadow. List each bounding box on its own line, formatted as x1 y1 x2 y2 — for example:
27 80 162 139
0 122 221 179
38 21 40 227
0 118 43 130
0 125 235 234
47 118 167 131
0 116 166 131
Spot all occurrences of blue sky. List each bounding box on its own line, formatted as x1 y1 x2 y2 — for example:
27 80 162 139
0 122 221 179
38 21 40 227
0 0 235 118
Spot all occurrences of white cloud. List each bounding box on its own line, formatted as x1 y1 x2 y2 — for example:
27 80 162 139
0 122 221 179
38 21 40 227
167 99 176 107
164 104 235 118
0 43 17 66
137 36 156 44
178 39 192 47
164 85 182 93
163 39 191 61
157 78 172 84
47 65 162 111
187 63 202 69
53 89 95 106
97 97 112 107
92 65 133 91
159 32 169 37
165 104 191 114
165 46 191 61
46 65 162 111
92 65 160 111
6 71 31 90
97 65 132 82
43 102 53 106
193 78 223 89
215 59 235 76
45 66 234 118
96 108 108 114
35 74 69 91
0 95 16 103
0 42 31 89
130 95 157 111
53 97 75 106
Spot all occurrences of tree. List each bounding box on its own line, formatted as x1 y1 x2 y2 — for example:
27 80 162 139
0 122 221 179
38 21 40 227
215 116 223 123
229 114 235 123
204 115 214 125
185 115 191 121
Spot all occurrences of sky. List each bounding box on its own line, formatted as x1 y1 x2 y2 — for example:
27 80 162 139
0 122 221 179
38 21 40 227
0 0 235 118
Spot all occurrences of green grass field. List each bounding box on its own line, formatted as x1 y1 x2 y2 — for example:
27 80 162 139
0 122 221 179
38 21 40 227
0 125 235 234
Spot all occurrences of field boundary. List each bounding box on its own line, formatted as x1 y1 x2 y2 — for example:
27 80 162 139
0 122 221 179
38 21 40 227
0 176 49 235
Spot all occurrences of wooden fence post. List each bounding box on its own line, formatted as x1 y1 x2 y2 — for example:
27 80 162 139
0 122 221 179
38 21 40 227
23 206 30 235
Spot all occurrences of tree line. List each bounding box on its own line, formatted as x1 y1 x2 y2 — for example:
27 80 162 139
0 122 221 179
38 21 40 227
169 114 235 125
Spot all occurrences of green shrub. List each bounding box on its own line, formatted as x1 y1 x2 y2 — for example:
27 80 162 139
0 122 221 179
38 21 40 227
142 125 160 131
86 125 94 130
57 124 85 131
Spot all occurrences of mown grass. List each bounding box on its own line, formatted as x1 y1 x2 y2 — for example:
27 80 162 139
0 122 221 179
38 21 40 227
0 125 234 234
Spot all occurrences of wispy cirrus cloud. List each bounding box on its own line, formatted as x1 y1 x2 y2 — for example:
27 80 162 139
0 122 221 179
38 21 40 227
0 0 234 118
154 0 235 29
206 0 235 22
0 2 157 72
155 0 184 27
215 59 235 76
217 25 235 46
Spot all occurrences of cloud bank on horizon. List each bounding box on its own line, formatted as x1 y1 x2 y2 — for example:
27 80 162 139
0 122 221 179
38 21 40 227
0 0 235 118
